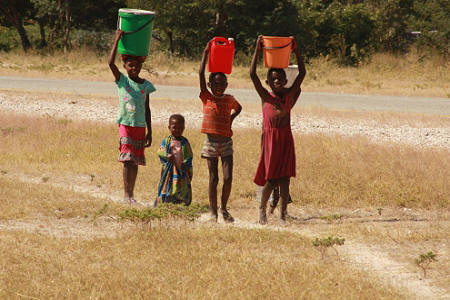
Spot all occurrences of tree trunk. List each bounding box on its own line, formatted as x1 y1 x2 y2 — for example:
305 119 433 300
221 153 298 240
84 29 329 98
167 31 174 54
63 0 71 52
57 0 71 52
38 19 47 48
0 1 31 51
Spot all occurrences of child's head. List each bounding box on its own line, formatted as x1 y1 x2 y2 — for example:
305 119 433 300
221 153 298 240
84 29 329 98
208 72 228 97
168 114 185 138
266 68 287 93
121 55 144 79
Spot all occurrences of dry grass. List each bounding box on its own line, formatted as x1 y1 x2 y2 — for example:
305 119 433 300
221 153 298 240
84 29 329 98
0 49 448 97
0 111 448 298
0 111 448 209
305 51 449 98
298 218 450 290
0 228 404 299
0 176 115 219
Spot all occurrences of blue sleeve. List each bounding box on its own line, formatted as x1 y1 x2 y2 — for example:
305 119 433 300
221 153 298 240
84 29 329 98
115 73 126 87
145 80 156 95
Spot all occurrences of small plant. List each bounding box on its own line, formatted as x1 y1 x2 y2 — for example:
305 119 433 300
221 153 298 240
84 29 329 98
415 251 437 278
313 236 345 259
42 176 50 183
0 170 7 175
320 214 343 223
91 204 109 223
56 118 73 126
119 203 208 229
1 127 26 136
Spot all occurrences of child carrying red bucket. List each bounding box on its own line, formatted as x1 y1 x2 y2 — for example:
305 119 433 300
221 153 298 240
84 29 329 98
199 39 242 222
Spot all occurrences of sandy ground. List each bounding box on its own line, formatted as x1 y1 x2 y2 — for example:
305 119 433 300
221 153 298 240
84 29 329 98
1 82 449 299
1 167 449 299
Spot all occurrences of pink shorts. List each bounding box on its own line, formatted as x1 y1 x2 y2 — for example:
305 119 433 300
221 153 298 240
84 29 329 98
118 124 146 165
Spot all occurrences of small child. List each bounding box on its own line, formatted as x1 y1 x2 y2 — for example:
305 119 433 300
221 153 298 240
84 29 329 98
108 29 156 204
155 114 193 206
199 40 242 223
250 35 306 224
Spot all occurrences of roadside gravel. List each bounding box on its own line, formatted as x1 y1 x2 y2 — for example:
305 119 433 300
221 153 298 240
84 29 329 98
1 92 449 150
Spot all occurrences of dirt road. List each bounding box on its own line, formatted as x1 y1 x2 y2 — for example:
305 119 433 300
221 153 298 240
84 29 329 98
1 76 449 115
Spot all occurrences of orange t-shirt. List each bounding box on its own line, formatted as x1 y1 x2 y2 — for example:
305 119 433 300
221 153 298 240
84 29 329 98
199 90 240 138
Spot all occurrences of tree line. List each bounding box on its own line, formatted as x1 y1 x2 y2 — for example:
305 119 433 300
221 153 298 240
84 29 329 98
1 0 448 64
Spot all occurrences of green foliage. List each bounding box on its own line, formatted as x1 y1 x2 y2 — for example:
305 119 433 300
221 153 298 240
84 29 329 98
312 235 345 259
366 0 415 53
70 29 114 52
319 214 343 223
1 0 448 62
415 251 437 277
119 203 209 228
0 26 20 51
411 0 450 58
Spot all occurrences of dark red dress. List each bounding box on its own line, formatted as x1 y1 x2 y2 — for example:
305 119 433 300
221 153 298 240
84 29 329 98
254 92 296 186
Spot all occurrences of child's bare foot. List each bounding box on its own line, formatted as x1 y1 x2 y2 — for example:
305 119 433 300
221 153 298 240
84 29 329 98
129 198 142 205
259 207 267 225
221 209 234 223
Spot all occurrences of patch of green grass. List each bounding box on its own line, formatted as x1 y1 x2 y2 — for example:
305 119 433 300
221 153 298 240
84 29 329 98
320 214 343 223
313 235 346 259
119 203 209 227
415 251 437 278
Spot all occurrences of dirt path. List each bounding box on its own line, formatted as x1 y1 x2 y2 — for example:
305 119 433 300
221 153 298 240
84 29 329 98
1 168 449 299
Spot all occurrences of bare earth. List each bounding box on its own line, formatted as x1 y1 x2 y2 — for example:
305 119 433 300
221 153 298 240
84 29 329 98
0 78 449 299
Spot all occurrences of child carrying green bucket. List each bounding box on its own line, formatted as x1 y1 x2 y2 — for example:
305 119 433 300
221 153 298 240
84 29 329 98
108 29 156 205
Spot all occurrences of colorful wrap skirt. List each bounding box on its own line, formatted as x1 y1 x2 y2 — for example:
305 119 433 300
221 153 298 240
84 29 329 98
118 124 146 165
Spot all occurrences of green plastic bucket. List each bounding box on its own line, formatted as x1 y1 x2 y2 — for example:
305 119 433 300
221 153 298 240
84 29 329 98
118 8 155 56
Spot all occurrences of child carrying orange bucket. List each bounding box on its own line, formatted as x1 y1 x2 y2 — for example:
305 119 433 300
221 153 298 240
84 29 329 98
250 35 306 225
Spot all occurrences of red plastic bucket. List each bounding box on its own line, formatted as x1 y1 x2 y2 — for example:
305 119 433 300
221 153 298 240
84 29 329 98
262 36 293 68
208 37 235 74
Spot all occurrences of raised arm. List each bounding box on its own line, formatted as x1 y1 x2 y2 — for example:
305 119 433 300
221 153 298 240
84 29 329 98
288 38 306 107
249 35 270 104
199 41 210 94
108 29 123 82
144 94 152 147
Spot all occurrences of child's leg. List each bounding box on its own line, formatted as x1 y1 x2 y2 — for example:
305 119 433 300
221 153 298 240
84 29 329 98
220 155 234 222
123 162 138 200
269 184 280 214
206 157 219 220
278 177 290 222
259 179 275 224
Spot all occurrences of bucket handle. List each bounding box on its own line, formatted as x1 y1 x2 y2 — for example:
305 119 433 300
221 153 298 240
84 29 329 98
117 17 152 35
263 41 292 50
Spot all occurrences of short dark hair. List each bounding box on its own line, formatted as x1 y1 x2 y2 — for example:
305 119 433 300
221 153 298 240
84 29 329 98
169 114 185 124
267 68 286 80
209 72 227 83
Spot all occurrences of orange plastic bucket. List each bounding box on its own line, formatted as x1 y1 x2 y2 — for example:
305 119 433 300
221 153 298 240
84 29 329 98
262 36 293 68
208 36 235 74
